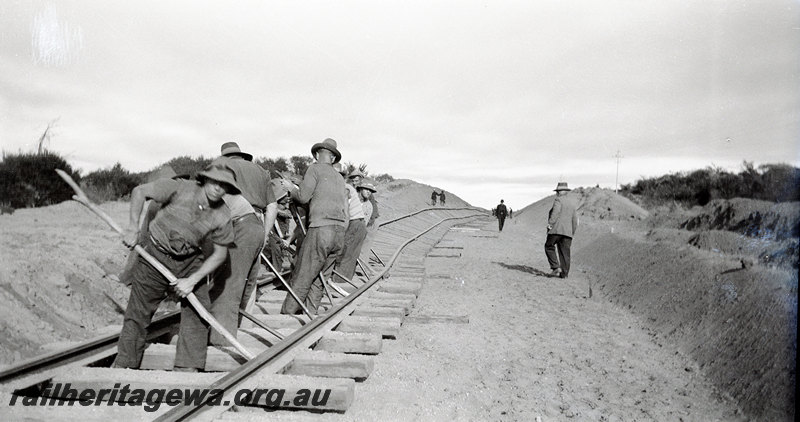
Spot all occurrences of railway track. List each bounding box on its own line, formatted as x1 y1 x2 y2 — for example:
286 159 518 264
1 206 487 421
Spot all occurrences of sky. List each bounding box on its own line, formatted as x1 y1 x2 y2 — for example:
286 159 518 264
1 0 798 209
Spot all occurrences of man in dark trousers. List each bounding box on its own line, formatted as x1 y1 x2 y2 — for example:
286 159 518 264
115 164 239 371
545 182 578 278
280 138 347 315
495 199 508 231
208 142 277 345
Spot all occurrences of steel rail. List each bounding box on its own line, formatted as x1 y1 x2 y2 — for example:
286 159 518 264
377 206 487 227
0 271 291 384
157 209 485 421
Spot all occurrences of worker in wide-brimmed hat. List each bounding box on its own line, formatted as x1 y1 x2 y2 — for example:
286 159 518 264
347 169 379 227
280 138 347 315
332 164 369 285
266 178 294 273
208 141 277 346
119 165 189 286
114 163 240 372
545 182 578 279
357 182 377 227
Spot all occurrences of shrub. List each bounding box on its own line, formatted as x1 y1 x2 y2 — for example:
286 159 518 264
374 173 395 183
622 162 800 208
0 150 81 209
256 157 289 177
164 156 212 179
290 155 313 176
81 163 142 202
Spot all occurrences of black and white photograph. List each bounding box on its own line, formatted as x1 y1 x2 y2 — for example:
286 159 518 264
1 1 797 420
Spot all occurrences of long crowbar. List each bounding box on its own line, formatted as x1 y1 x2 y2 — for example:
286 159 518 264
55 169 255 360
260 252 314 319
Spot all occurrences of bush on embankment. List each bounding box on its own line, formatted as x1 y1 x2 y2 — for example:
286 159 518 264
621 162 800 208
577 233 796 420
0 150 81 210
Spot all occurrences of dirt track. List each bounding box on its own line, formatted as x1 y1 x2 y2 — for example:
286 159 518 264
236 215 744 421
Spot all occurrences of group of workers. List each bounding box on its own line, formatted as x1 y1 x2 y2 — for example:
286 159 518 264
113 138 379 372
430 190 446 206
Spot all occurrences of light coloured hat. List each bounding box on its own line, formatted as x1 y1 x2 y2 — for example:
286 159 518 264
197 163 241 194
554 182 571 192
348 169 365 179
357 182 377 193
220 141 253 161
311 138 342 163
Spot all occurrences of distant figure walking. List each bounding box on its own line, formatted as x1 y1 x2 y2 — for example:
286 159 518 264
509 208 513 219
439 191 446 206
431 190 438 206
545 182 578 279
495 199 508 231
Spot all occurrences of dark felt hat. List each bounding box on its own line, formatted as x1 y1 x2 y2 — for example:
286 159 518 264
311 138 341 163
220 141 253 161
197 164 241 194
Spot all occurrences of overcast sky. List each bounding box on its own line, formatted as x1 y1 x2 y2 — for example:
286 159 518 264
1 0 798 209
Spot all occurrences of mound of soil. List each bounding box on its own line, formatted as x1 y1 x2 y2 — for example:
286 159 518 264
515 187 649 227
682 198 800 241
374 179 474 220
0 201 132 365
577 233 797 420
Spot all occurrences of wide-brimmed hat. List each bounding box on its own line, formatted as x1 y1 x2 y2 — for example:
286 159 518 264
220 141 253 161
357 182 377 193
348 169 365 179
197 164 241 194
554 182 571 192
311 138 341 163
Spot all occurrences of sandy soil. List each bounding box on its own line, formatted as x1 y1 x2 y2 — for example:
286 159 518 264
0 182 795 421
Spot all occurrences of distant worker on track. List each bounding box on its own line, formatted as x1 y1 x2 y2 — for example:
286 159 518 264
431 190 438 206
495 199 508 231
545 182 578 279
439 191 446 206
114 164 240 371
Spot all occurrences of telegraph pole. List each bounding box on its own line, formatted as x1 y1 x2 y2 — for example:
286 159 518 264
613 150 623 194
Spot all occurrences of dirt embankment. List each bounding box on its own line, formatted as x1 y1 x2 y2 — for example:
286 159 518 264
519 188 797 419
0 201 132 365
679 199 800 268
577 233 796 420
0 178 474 366
516 187 649 226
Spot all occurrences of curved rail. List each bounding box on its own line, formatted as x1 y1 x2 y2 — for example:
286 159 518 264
378 206 487 227
158 208 485 421
1 206 487 420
